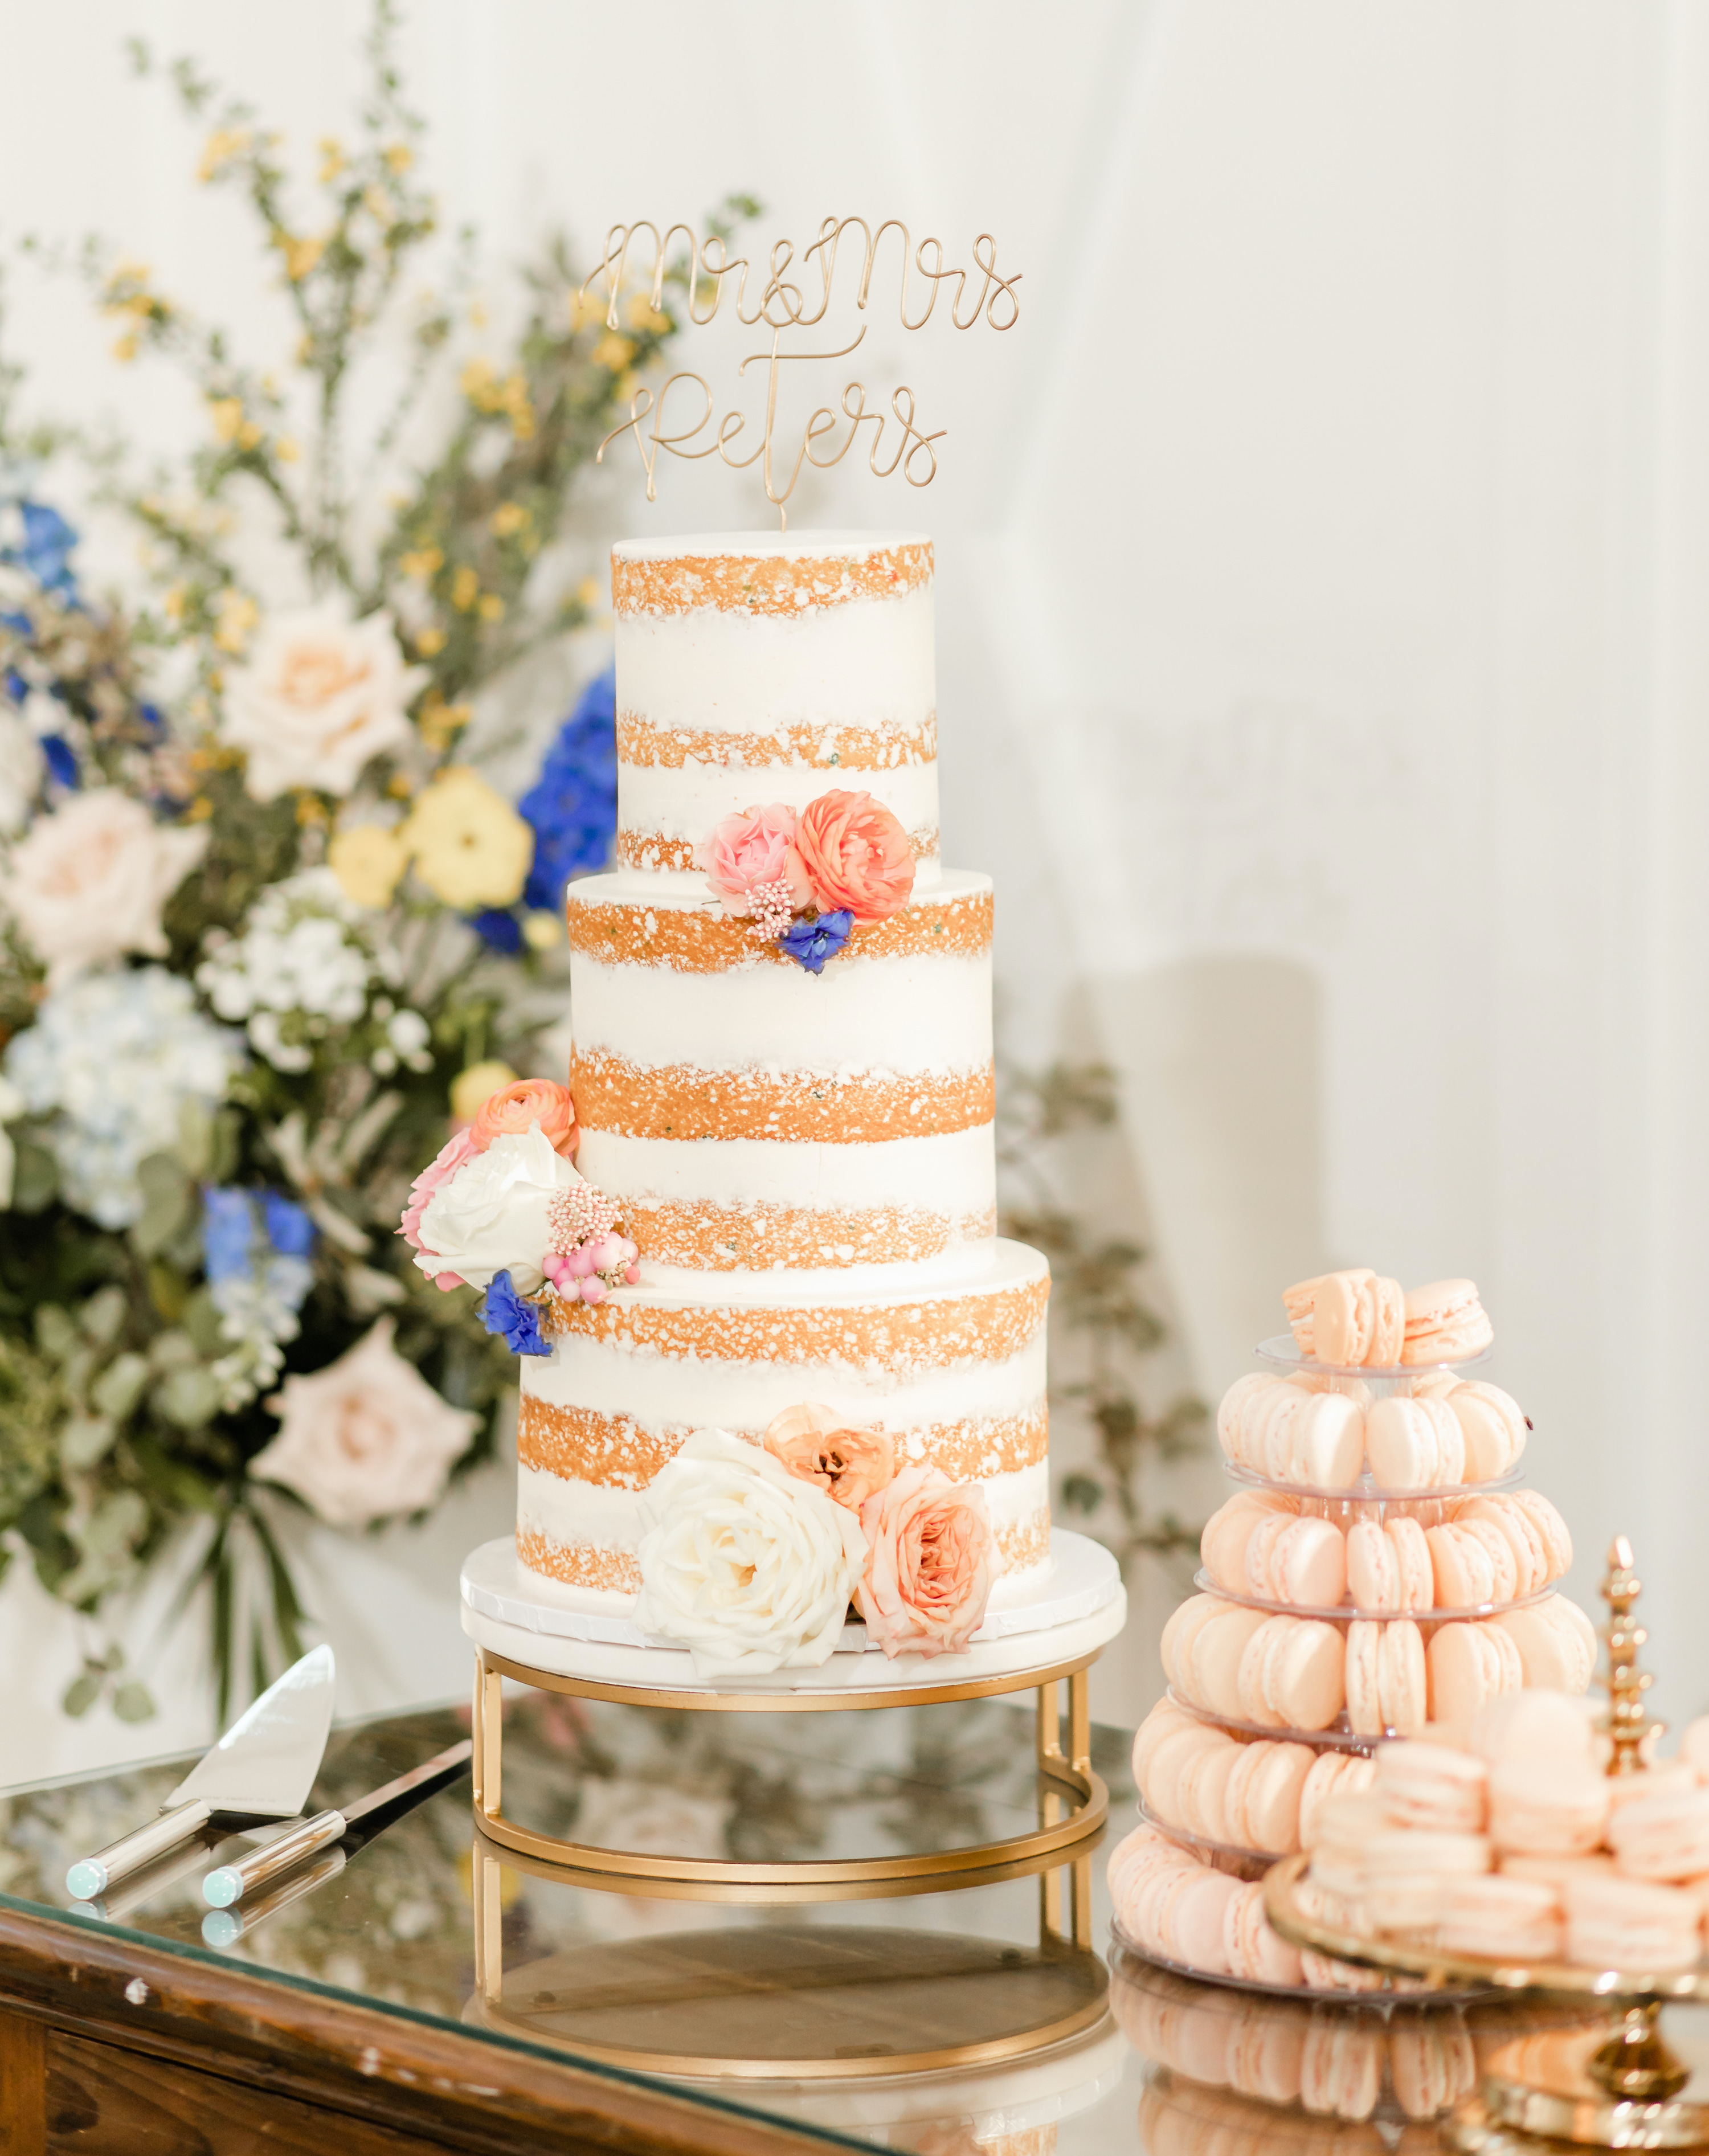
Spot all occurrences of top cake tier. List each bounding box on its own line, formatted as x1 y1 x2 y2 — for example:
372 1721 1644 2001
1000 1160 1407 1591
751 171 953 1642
611 531 939 890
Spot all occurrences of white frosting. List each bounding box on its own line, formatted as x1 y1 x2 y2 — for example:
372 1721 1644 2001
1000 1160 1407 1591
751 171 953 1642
518 1457 1049 1559
570 946 990 1076
616 582 934 735
575 1124 995 1224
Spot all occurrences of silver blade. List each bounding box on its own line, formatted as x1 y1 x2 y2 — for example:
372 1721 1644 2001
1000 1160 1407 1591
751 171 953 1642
339 1738 472 1828
166 1644 336 1817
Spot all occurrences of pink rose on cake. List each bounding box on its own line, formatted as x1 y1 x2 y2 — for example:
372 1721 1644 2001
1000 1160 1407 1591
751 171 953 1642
857 1464 999 1659
471 1075 578 1160
698 803 813 919
763 1402 896 1511
795 789 915 926
410 1123 580 1293
398 1124 480 1287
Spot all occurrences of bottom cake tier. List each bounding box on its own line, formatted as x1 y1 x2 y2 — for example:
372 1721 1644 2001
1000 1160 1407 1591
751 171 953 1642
516 1238 1052 1597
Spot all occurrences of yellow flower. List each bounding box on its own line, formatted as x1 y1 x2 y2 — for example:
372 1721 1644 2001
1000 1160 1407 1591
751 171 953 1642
162 585 189 624
523 910 563 951
187 796 214 823
318 137 346 184
212 590 259 655
450 1061 518 1125
460 356 496 404
625 293 670 334
399 546 443 582
329 824 409 909
450 565 480 612
198 129 250 183
276 233 324 283
238 420 264 451
384 142 414 174
490 502 529 538
476 593 505 624
363 185 395 230
413 625 447 658
113 333 139 363
614 369 640 406
592 332 635 373
400 766 533 909
208 398 244 444
295 792 328 828
417 694 469 751
276 436 301 463
570 289 607 331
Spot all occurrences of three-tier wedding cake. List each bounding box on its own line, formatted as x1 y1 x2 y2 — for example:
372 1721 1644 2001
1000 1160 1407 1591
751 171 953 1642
512 531 1053 1605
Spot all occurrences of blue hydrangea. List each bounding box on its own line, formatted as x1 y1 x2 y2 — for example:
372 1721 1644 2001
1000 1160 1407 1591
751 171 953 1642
518 666 617 913
261 1190 316 1260
202 1187 256 1282
480 1269 550 1357
778 909 853 975
1 501 79 600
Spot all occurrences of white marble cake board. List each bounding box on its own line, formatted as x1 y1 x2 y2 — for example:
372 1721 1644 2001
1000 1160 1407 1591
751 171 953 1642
460 1528 1126 1695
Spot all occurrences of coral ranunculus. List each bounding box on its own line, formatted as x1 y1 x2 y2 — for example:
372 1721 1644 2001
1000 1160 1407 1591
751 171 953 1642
856 1464 999 1660
794 789 915 925
698 803 813 919
472 1076 578 1160
763 1402 896 1511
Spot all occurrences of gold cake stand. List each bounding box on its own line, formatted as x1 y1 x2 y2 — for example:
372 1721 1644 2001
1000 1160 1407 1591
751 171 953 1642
1265 1538 1709 2150
472 1639 1110 1891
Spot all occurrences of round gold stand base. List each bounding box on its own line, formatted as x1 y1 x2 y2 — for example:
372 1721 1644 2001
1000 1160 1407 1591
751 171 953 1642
1454 2019 1709 2151
464 1924 1110 2081
471 1640 1110 1890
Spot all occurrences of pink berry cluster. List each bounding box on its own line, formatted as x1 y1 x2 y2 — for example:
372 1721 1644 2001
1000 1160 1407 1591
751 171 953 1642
544 1180 639 1305
745 876 797 944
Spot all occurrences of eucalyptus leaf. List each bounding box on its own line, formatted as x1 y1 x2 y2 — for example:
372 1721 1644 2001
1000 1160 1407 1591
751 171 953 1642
130 1151 194 1259
58 1414 117 1471
179 1288 225 1359
34 1305 75 1361
112 1680 156 1723
11 1136 58 1214
61 1671 101 1717
92 1352 149 1421
80 1286 128 1347
80 1488 148 1557
156 1364 219 1428
174 1097 214 1179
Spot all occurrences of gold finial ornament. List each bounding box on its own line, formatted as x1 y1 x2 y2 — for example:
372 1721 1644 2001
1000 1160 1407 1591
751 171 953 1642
584 219 1021 526
1601 1533 1662 1774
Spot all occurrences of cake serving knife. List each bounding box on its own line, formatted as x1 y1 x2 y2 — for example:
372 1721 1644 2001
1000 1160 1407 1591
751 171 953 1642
201 1736 472 1907
64 1643 336 1903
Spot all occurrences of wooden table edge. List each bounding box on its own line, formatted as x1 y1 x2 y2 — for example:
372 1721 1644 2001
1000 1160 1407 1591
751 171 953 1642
0 1900 850 2156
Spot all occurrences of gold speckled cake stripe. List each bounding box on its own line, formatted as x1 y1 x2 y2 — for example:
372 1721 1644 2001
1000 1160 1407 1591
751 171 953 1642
519 1397 1045 1487
570 1049 995 1145
566 887 992 973
618 1198 997 1271
518 1512 1050 1597
615 824 939 876
537 1271 1048 1371
612 541 931 618
616 710 937 772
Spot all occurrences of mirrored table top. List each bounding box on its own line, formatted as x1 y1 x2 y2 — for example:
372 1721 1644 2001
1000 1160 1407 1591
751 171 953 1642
0 1692 1649 2153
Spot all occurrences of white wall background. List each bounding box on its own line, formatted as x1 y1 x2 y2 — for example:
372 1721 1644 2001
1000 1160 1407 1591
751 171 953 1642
3 0 1707 1773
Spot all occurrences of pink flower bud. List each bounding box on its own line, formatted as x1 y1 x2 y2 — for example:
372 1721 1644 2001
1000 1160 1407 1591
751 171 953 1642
579 1277 606 1305
623 1263 640 1285
542 1252 571 1287
565 1244 596 1279
593 1232 627 1272
619 1238 639 1262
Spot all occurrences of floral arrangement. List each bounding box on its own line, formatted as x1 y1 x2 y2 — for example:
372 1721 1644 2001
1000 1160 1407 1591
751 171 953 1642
699 791 914 973
633 1409 998 1679
0 4 754 1721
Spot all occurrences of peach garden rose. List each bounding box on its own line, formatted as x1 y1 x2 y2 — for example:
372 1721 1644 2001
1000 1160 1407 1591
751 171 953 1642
794 789 915 925
856 1463 999 1660
763 1402 896 1510
218 599 427 801
2 789 207 987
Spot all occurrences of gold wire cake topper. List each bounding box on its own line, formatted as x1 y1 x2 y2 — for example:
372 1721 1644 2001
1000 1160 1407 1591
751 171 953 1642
584 219 1021 529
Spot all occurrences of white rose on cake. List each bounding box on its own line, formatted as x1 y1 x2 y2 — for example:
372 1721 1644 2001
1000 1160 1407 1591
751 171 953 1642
218 599 427 801
411 1122 578 1293
2 790 207 987
634 1429 866 1679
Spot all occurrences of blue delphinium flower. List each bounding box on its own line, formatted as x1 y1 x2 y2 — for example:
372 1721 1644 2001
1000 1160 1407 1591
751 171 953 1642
202 1186 256 1281
261 1190 316 1261
469 907 523 955
480 1269 550 1357
18 503 78 598
778 909 853 975
519 666 618 913
40 735 77 788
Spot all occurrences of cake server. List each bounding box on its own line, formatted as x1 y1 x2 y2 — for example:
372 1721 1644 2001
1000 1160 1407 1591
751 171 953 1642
201 1736 472 1907
64 1643 336 1902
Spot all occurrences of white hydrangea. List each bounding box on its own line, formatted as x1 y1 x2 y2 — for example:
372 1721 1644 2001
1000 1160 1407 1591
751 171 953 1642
4 967 243 1228
197 869 394 1073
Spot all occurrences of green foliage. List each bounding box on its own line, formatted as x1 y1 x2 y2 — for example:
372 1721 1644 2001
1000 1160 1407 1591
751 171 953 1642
995 1059 1206 1570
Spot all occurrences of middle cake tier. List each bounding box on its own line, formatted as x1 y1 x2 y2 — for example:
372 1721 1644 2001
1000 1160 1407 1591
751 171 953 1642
566 867 996 1274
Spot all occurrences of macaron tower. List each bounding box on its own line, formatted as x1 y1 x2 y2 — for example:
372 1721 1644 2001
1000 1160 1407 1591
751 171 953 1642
1108 1270 1597 1994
